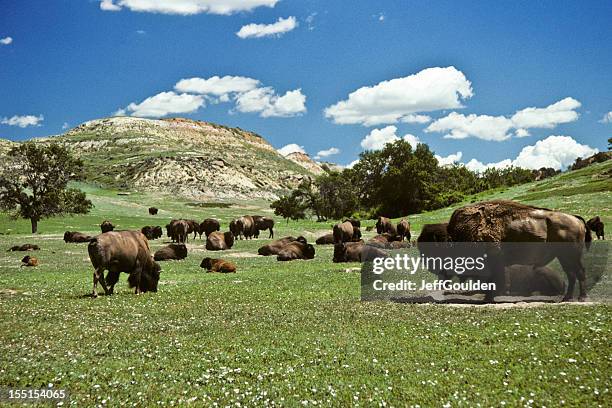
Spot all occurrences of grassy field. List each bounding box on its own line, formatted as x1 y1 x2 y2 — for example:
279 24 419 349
0 162 611 406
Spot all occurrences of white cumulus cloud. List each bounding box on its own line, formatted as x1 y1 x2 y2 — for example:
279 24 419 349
237 16 298 39
465 158 513 173
278 143 305 156
314 147 340 160
435 151 463 166
0 36 13 45
510 97 581 129
117 91 205 118
360 125 421 150
1 114 44 128
175 75 260 97
325 66 473 126
599 111 612 123
99 0 278 15
235 87 306 118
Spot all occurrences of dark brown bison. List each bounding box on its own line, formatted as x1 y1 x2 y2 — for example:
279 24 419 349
199 218 220 238
417 223 449 243
396 219 410 241
447 200 591 302
200 257 237 273
253 215 275 239
498 265 567 297
587 216 605 240
277 241 315 261
376 217 396 235
154 244 188 261
206 231 235 251
315 233 335 245
367 234 407 249
172 220 189 244
141 226 155 240
184 220 199 239
8 244 40 252
333 221 358 243
344 218 361 228
64 231 93 243
333 242 387 263
229 219 240 239
20 255 39 267
258 236 307 256
369 233 402 244
87 231 161 297
234 216 255 240
416 223 452 279
100 220 114 233
148 207 159 215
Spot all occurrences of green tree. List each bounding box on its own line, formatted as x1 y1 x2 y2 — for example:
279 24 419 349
316 171 359 220
270 194 307 223
0 142 93 233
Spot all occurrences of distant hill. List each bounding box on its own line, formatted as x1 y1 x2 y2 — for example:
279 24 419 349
0 117 324 200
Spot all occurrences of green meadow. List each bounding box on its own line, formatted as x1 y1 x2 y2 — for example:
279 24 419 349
0 161 610 406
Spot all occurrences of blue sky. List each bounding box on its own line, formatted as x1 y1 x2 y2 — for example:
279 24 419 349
1 0 611 170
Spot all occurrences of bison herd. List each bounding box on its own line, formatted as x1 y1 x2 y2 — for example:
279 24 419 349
8 200 605 303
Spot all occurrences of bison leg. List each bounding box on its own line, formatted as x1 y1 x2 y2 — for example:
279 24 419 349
558 254 586 302
106 270 120 295
92 267 108 298
269 228 274 239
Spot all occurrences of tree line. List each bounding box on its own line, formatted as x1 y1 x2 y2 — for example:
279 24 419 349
272 140 550 223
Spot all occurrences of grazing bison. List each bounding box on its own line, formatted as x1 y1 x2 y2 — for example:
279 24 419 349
148 207 158 215
152 226 163 239
447 200 591 302
253 215 275 239
100 220 114 233
315 233 335 245
396 219 411 241
64 231 93 243
199 218 220 238
333 221 358 243
172 220 189 243
333 242 387 263
20 255 39 267
184 219 199 239
141 226 155 240
376 216 397 235
344 218 361 228
206 231 235 251
258 236 307 256
87 231 161 297
277 241 316 261
200 257 237 273
154 244 188 261
234 216 255 240
8 244 40 252
498 265 567 297
587 216 605 240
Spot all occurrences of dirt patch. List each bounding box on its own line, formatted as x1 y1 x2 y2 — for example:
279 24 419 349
227 252 260 258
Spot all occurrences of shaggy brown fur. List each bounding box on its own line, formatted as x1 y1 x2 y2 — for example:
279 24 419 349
20 256 39 267
200 257 236 273
258 236 306 256
199 218 220 238
100 220 114 233
277 241 316 261
587 216 605 240
154 244 188 261
315 233 335 245
396 219 411 241
64 231 93 243
333 242 387 263
206 231 235 251
8 244 40 252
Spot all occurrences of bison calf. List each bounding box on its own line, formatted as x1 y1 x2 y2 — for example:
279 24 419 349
200 257 236 273
20 255 39 267
587 216 605 240
64 231 93 243
154 244 188 261
8 244 40 252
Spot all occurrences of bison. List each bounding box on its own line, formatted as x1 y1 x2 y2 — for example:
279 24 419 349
315 233 335 245
234 216 255 240
258 236 307 256
148 207 158 215
447 200 591 302
206 231 235 251
184 220 199 240
587 216 605 240
333 221 360 243
376 216 396 235
396 219 411 241
344 218 361 228
64 231 93 243
199 218 220 238
20 255 39 267
142 225 163 240
200 257 236 273
100 220 114 233
87 230 161 297
333 242 387 263
277 241 315 261
253 215 275 239
172 220 189 244
8 244 40 252
416 223 452 279
154 244 188 261
498 265 567 297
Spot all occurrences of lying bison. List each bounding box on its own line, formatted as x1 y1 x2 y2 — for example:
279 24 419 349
148 207 158 215
277 241 315 261
253 215 275 239
376 216 396 235
199 218 220 238
448 200 591 302
206 231 235 251
315 233 335 245
333 242 387 263
344 218 361 228
498 265 567 297
100 220 114 233
200 257 236 273
258 236 306 256
396 219 411 241
8 244 40 252
154 244 188 261
87 230 161 297
64 231 93 243
21 255 39 267
333 221 361 243
587 216 605 240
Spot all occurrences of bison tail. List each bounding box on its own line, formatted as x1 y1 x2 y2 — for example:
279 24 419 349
574 215 592 251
